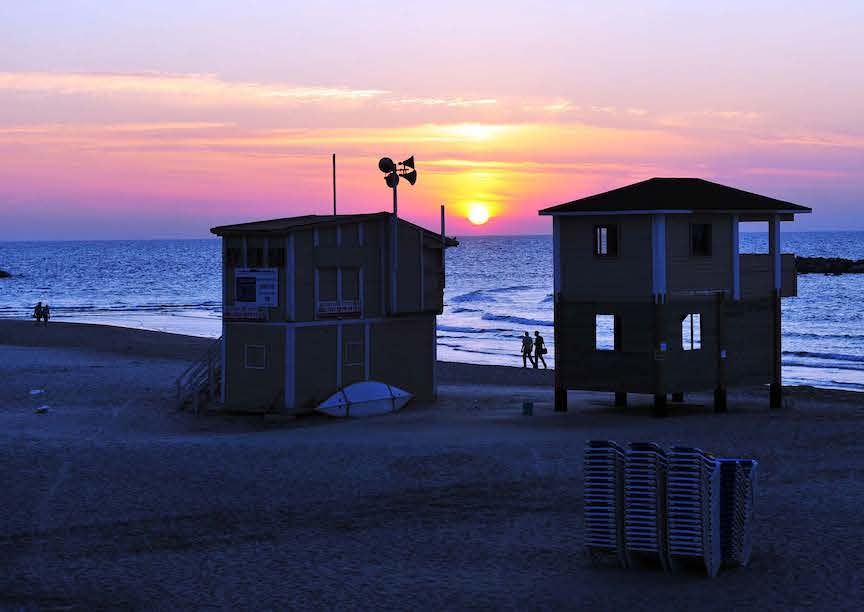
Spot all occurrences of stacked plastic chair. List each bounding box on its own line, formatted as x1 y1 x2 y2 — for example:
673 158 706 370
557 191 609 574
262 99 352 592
584 440 758 578
623 442 670 570
717 458 759 567
583 440 627 567
666 447 722 577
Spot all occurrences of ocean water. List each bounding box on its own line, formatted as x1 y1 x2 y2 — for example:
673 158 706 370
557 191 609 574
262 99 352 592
1 232 863 391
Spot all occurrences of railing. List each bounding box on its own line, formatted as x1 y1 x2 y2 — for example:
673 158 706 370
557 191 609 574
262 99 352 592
318 299 361 318
740 254 796 298
175 336 222 413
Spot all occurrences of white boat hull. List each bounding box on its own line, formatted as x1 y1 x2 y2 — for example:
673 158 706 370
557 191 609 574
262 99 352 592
316 381 413 417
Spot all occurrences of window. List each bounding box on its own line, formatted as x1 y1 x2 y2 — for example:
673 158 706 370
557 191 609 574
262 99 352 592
244 344 267 369
226 247 243 265
690 223 712 256
595 314 618 351
317 267 362 318
594 225 619 257
682 314 701 350
344 340 363 367
236 277 257 302
269 247 286 267
247 247 264 267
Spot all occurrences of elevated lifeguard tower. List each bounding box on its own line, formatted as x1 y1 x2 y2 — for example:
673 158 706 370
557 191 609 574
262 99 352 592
539 178 811 415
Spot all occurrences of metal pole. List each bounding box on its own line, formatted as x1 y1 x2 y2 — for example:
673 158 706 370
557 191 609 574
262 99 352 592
332 154 336 216
440 204 445 244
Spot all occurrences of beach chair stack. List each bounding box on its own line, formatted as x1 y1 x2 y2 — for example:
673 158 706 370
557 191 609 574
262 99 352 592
666 447 721 577
584 441 758 577
717 458 759 567
583 440 628 566
623 442 670 570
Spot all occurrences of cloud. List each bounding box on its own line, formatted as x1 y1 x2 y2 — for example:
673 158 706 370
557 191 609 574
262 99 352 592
0 71 389 107
390 97 498 108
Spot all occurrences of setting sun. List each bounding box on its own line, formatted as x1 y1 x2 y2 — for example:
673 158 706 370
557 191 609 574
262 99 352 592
467 203 490 225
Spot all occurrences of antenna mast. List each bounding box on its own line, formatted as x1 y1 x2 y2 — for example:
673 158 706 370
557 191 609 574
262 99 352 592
332 154 337 216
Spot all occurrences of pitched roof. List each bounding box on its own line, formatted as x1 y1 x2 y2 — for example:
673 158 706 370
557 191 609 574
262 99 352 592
210 212 458 246
538 178 812 215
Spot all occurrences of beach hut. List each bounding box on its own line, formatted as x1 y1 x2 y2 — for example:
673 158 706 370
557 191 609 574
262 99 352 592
539 178 811 415
210 212 457 413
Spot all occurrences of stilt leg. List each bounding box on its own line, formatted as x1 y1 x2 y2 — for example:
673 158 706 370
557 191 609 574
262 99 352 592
671 392 684 403
713 387 727 413
614 392 627 407
653 393 667 418
769 383 782 410
554 386 567 412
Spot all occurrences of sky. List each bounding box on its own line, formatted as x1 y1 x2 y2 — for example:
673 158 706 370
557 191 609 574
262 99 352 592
1 1 862 240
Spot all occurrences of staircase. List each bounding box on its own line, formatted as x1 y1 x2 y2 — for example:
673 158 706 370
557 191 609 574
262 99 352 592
175 337 222 413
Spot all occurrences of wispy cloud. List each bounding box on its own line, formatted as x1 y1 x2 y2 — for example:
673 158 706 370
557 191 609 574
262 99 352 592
0 71 389 106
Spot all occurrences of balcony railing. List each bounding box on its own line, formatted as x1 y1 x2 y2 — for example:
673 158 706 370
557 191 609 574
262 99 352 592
740 253 797 298
318 299 361 318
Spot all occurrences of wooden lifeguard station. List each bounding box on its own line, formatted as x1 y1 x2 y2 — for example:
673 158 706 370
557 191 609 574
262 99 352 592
210 212 457 413
539 178 811 415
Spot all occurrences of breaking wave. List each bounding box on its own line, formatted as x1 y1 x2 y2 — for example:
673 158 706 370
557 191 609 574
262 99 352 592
480 313 553 327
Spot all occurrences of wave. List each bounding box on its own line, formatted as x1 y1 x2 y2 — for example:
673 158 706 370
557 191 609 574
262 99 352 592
438 324 508 334
0 302 223 319
450 285 535 304
480 313 553 327
783 350 864 364
485 285 534 293
784 360 864 373
785 331 864 341
451 307 480 313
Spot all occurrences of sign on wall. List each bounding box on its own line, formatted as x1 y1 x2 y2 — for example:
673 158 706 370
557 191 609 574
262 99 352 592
234 268 278 307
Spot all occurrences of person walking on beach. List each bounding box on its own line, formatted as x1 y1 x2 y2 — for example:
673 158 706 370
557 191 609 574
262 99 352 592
521 332 535 368
41 303 50 326
533 330 547 369
33 302 43 325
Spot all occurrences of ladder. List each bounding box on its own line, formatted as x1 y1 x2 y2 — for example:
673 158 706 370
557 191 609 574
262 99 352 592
175 337 222 413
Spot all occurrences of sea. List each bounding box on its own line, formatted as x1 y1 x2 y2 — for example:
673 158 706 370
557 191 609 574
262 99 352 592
2 232 863 391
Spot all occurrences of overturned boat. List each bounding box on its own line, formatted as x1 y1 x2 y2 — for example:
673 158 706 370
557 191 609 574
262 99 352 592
316 381 413 417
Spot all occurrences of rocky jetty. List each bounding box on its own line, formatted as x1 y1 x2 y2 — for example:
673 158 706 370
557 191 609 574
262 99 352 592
796 257 864 275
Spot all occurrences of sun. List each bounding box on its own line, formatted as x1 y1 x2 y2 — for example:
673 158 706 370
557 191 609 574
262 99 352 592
467 204 490 225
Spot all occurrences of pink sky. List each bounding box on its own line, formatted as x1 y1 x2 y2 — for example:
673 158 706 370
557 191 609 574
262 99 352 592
1 2 862 239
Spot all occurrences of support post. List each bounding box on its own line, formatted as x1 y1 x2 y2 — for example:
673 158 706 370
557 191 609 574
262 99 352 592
769 215 782 409
615 392 627 407
553 291 567 412
653 393 668 418
555 386 567 412
651 214 668 418
731 215 741 300
715 291 728 413
714 387 727 413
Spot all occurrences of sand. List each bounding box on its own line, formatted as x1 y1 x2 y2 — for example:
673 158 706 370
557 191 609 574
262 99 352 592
1 320 862 610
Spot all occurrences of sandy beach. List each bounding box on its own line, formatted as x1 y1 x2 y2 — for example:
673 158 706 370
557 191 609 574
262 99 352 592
1 319 862 610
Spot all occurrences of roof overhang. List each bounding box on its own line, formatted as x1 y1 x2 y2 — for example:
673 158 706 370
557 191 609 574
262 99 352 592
539 209 811 218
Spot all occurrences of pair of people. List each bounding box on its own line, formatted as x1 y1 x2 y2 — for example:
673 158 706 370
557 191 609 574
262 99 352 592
521 330 547 369
33 301 50 326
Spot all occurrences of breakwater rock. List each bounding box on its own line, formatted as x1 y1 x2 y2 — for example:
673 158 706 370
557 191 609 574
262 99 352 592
796 257 864 274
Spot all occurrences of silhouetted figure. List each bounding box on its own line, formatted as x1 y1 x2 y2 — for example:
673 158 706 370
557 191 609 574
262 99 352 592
521 332 535 368
42 303 50 326
33 302 43 325
533 330 547 369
